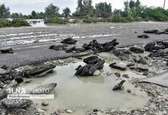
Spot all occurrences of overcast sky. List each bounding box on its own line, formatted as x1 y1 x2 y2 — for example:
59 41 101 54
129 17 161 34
0 0 167 14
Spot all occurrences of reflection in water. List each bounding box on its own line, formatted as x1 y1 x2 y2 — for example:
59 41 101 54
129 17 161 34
22 61 149 113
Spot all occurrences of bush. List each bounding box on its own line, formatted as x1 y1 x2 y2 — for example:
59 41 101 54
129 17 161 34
83 17 97 23
11 19 30 27
45 17 67 24
0 19 29 28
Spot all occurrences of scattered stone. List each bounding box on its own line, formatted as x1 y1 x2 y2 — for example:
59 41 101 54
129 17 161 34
112 80 126 91
122 74 129 78
61 37 77 44
75 65 97 76
65 109 73 113
83 56 100 64
30 83 57 94
127 89 132 93
1 99 32 109
15 77 24 84
83 39 119 52
0 47 14 54
41 102 49 106
19 63 56 78
129 46 144 53
49 44 67 51
109 62 127 71
137 34 149 39
114 72 121 78
51 112 60 115
144 29 159 34
113 48 132 60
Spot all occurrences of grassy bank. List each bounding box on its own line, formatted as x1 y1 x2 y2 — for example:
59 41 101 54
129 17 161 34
0 19 30 28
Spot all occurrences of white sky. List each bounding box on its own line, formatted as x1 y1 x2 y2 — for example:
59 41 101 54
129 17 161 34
0 0 167 14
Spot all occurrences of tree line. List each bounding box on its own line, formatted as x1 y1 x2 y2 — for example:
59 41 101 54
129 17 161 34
0 0 168 23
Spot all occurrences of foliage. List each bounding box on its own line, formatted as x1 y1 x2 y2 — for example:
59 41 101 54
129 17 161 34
45 4 59 18
63 7 71 18
0 4 10 18
95 2 112 18
45 16 67 24
0 19 29 28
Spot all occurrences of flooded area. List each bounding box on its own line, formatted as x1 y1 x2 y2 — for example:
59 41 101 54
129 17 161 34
21 59 149 114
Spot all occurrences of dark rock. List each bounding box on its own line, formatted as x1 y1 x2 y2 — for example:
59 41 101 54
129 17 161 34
109 62 127 71
112 80 126 91
114 72 121 77
65 46 85 53
122 74 129 78
0 48 13 54
41 102 49 106
1 99 32 109
49 44 67 51
137 34 149 39
133 55 148 64
129 46 144 53
0 90 8 100
83 56 100 64
113 48 132 60
83 39 119 52
144 29 159 34
61 37 77 44
15 77 24 84
21 63 56 78
75 64 97 76
30 83 57 94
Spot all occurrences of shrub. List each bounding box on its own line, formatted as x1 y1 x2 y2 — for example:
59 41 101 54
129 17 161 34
11 19 30 27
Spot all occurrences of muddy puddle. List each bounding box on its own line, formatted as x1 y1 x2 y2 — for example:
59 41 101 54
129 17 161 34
21 58 149 114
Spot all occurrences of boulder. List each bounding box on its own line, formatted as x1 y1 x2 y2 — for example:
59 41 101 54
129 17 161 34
112 80 126 91
83 56 100 64
0 48 13 54
75 65 97 76
30 83 57 94
82 39 119 52
109 62 127 71
1 99 32 109
49 44 67 51
20 63 56 78
113 48 132 60
144 29 159 34
137 34 149 39
61 37 77 44
65 46 85 53
129 46 144 53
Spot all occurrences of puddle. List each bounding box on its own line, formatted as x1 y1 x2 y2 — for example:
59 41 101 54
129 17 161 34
21 60 149 113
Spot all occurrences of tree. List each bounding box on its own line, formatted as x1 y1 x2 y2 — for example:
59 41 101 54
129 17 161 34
129 0 136 9
95 2 112 18
31 10 37 19
45 4 59 18
0 4 10 18
74 0 94 17
63 7 71 18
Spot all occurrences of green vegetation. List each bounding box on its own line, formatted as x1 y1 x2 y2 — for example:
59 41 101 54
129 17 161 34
0 0 168 27
0 19 29 28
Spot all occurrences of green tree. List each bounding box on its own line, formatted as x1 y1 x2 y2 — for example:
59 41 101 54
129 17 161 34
63 7 71 18
0 4 10 18
95 2 112 18
31 10 37 19
45 4 59 18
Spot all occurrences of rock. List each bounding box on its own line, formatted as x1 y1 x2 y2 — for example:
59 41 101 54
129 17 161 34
83 56 100 64
129 46 144 53
65 46 85 53
1 99 32 109
61 37 77 44
93 70 101 76
65 109 73 113
109 62 127 71
41 102 49 106
112 80 126 91
20 63 56 78
113 48 132 60
114 72 121 78
15 77 24 84
82 39 119 52
0 47 13 54
133 55 148 64
137 34 149 39
144 29 159 34
75 65 97 76
0 90 8 100
30 83 57 94
75 56 105 76
51 112 60 115
49 44 67 51
127 89 132 93
122 74 129 78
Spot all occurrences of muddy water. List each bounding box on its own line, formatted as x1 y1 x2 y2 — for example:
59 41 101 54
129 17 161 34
22 60 149 114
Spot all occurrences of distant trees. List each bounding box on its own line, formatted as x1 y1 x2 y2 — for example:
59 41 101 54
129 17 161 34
0 4 10 18
95 2 112 18
45 4 59 18
63 7 71 18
